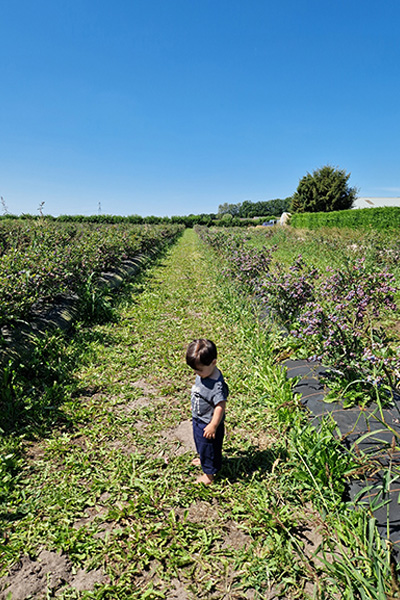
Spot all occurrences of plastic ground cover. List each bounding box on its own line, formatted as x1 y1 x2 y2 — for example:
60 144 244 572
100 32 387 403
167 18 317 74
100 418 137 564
284 358 400 553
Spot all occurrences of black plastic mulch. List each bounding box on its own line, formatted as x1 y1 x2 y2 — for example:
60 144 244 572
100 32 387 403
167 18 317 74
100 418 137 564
284 358 400 553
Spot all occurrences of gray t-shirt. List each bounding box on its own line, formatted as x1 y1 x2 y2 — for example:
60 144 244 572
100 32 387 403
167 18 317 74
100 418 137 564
191 371 229 424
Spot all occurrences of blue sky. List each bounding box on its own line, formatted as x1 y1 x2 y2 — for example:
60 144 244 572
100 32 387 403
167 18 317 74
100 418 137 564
1 0 400 217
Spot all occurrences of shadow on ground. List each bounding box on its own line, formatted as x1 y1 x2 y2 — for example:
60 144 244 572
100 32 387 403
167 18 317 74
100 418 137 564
220 447 285 483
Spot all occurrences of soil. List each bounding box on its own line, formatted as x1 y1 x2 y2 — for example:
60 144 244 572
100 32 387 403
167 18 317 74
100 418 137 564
0 550 108 600
165 419 197 455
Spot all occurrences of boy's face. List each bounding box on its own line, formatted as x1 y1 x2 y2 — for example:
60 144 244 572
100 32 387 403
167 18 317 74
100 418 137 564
192 359 217 379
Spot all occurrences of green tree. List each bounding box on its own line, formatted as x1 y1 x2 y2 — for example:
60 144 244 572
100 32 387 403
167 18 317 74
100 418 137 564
218 202 241 216
264 197 292 216
291 165 357 213
238 198 292 218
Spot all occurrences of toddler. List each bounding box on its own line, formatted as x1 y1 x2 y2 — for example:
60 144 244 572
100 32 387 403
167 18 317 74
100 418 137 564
186 339 229 484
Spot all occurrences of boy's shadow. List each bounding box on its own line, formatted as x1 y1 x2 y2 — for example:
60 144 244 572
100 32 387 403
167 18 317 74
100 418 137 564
219 446 287 483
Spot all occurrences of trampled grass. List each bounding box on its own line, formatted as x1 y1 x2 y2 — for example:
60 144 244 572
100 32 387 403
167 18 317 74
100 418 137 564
0 229 397 599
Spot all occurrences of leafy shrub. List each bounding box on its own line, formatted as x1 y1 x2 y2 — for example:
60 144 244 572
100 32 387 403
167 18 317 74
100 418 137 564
293 258 399 387
261 255 319 324
0 221 183 327
291 206 400 231
195 226 275 292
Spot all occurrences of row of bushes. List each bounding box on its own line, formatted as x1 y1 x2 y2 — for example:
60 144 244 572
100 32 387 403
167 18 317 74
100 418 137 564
0 213 269 228
7 205 400 231
291 206 400 230
0 220 183 327
196 226 399 400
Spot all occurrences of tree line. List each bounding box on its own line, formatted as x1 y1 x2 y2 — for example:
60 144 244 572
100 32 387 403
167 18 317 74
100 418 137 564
0 212 270 228
218 197 292 218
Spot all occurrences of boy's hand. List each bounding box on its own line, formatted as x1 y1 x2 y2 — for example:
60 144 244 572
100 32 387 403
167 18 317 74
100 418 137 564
203 423 217 439
203 402 226 439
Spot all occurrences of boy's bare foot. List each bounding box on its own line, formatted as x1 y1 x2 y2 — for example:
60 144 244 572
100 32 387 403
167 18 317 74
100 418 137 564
191 457 201 466
195 473 214 485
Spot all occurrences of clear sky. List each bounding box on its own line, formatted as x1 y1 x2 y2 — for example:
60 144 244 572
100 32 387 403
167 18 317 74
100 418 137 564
1 0 400 217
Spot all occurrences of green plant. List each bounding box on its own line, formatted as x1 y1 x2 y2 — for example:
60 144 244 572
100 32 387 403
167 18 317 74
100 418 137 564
287 419 361 508
291 164 358 213
291 206 400 231
78 272 116 324
321 511 398 599
0 361 19 431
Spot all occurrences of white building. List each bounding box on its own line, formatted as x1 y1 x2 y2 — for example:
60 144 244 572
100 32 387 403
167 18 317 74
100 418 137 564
353 197 400 209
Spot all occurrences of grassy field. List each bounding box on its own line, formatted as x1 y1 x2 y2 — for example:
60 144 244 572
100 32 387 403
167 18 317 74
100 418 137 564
0 229 397 599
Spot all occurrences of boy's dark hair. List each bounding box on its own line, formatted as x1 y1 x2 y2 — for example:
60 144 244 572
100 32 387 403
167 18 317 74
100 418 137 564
186 339 217 368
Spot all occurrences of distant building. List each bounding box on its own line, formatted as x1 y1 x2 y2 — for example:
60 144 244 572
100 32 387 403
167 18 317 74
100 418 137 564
353 197 400 209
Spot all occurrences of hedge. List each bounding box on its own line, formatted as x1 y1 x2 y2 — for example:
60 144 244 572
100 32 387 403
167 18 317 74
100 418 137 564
290 206 400 230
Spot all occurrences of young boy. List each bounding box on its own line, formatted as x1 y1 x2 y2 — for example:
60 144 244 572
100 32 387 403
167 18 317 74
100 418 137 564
186 339 229 485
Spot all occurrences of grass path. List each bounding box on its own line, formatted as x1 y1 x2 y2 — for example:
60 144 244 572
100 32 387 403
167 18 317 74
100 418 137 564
1 230 322 599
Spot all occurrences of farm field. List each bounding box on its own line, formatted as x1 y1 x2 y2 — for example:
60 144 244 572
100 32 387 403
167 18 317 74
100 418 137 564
1 226 400 599
197 225 400 406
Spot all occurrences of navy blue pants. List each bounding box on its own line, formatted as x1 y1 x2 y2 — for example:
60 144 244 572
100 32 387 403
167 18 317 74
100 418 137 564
193 417 225 475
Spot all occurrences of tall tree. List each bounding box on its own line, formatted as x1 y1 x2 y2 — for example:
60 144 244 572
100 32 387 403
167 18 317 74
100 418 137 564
291 165 357 213
218 202 241 216
238 198 292 218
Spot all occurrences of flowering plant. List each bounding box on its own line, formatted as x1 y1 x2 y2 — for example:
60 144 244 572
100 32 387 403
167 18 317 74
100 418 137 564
294 259 399 389
260 255 319 325
197 225 400 400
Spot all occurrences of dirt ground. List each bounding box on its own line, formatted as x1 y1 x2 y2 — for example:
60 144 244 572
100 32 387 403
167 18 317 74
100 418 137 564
0 550 107 599
1 421 269 600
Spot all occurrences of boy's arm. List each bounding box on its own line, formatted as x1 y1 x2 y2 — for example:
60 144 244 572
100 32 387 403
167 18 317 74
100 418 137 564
203 401 226 439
